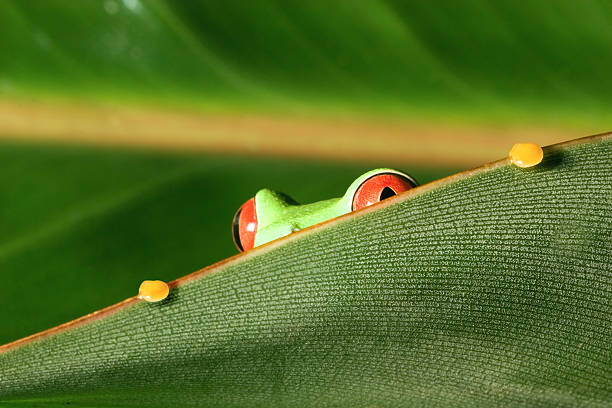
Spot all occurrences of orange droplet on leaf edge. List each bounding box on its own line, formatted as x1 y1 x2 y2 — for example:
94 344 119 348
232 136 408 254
138 280 169 303
509 143 544 168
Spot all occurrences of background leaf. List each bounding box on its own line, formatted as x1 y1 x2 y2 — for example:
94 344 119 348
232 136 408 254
1 135 610 407
1 0 612 126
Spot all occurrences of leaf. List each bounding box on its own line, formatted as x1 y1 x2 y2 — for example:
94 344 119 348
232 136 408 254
0 141 458 345
1 135 610 407
2 1 612 124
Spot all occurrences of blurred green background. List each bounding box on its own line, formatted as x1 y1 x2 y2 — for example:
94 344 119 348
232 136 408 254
0 0 610 344
3 0 612 124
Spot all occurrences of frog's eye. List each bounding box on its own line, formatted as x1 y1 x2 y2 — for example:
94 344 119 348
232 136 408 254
232 197 258 252
352 173 417 211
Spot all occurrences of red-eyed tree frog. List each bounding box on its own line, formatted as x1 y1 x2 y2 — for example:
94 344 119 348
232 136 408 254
232 169 417 251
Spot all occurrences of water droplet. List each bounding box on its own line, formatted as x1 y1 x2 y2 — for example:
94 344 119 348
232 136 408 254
138 280 169 303
509 143 543 168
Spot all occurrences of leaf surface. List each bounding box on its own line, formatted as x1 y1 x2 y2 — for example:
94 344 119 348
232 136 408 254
0 135 610 407
0 141 453 345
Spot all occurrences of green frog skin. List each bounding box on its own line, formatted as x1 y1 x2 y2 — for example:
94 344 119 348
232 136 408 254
232 168 417 252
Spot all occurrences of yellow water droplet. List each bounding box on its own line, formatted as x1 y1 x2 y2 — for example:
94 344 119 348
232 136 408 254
138 280 169 302
509 143 543 168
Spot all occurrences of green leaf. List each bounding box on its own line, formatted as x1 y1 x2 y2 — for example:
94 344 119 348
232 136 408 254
2 1 612 124
1 135 610 407
0 141 456 346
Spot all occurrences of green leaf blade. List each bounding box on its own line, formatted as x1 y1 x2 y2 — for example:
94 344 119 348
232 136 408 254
1 136 610 407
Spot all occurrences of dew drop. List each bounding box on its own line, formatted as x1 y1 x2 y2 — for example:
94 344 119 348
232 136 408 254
509 143 543 168
138 280 169 303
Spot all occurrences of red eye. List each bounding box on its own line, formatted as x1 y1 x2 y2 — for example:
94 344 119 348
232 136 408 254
352 173 417 211
232 197 258 252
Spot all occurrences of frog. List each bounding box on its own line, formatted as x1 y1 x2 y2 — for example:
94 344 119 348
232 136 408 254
232 168 417 251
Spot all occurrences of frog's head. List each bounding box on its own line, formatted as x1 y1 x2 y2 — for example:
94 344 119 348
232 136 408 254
232 169 417 252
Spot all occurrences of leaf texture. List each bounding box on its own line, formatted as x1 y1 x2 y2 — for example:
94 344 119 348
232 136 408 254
0 135 610 407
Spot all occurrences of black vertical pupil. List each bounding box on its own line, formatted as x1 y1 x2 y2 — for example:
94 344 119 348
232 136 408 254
232 209 244 252
379 186 396 200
